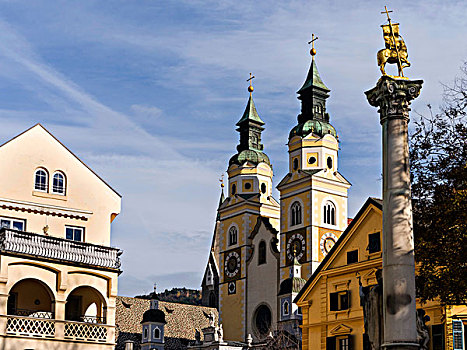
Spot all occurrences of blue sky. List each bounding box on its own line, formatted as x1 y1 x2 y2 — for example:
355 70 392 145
0 1 465 296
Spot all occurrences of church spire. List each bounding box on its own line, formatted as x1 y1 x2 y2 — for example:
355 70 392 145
229 73 271 167
236 73 265 153
289 34 337 140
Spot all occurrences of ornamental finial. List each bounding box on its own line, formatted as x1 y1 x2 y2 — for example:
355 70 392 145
219 174 224 188
377 6 411 77
308 33 318 58
247 72 255 96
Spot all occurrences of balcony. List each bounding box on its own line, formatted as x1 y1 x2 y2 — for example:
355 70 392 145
0 228 121 270
3 279 112 343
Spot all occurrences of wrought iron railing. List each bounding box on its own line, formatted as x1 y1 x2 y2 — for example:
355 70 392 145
12 309 54 319
66 312 106 324
0 228 122 269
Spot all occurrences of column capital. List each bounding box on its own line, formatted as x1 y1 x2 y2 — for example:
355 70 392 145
365 76 423 124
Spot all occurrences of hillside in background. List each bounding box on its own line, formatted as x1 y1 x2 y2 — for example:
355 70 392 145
135 287 202 306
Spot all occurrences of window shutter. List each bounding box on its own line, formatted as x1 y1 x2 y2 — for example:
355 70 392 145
330 293 338 311
347 290 351 309
348 334 354 350
326 336 336 350
431 324 445 350
452 320 464 350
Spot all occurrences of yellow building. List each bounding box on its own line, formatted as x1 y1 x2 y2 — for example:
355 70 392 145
202 49 352 344
216 85 281 342
0 124 122 349
295 197 467 350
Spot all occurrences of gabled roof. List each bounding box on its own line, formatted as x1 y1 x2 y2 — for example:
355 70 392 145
276 169 324 189
294 197 382 303
0 123 121 197
248 216 279 240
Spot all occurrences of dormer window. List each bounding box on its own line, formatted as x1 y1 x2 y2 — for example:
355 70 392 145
52 172 66 195
34 168 48 192
229 227 237 246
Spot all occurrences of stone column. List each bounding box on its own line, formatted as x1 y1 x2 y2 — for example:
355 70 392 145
365 76 423 350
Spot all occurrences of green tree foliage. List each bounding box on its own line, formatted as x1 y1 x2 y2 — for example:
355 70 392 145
410 63 467 304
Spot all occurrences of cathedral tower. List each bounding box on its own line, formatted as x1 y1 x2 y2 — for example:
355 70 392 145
277 38 351 283
217 76 280 342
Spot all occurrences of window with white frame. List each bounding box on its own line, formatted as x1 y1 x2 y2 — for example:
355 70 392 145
323 201 336 225
339 337 349 350
453 320 464 350
52 171 66 195
0 217 25 231
34 168 48 192
291 201 302 226
283 300 290 316
206 265 213 285
66 226 84 242
154 327 161 339
229 227 237 246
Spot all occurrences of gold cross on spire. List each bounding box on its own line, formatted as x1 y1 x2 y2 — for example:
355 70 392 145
247 72 255 96
308 33 318 57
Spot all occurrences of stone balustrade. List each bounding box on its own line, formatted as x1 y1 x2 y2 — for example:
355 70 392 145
0 228 121 269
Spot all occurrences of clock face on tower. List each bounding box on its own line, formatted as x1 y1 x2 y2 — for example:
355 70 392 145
224 250 241 279
286 233 306 262
320 232 338 256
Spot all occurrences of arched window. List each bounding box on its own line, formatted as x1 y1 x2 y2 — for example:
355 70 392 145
283 300 290 316
291 201 302 226
154 327 161 339
323 201 336 225
34 168 48 192
229 227 237 246
144 327 148 339
293 158 299 171
208 292 216 308
258 240 266 265
52 172 66 195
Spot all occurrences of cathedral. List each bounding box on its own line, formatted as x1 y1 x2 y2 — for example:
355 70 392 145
201 45 351 343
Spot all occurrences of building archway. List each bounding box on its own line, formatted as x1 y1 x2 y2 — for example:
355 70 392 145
65 286 107 324
8 278 55 318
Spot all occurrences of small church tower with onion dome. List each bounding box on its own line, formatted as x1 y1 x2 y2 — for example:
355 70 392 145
141 286 166 350
277 34 351 285
216 74 281 342
278 249 306 339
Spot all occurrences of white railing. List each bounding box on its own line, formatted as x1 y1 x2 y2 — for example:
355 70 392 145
0 228 121 269
3 315 111 343
6 315 55 337
64 320 107 342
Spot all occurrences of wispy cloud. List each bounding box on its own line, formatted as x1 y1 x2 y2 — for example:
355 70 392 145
0 0 464 295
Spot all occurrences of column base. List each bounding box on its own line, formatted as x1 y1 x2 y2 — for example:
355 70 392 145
382 342 419 350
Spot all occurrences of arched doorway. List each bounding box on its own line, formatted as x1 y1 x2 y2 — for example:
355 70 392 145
8 279 54 318
65 286 107 324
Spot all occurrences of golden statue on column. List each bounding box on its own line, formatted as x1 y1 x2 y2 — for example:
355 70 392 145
377 6 411 77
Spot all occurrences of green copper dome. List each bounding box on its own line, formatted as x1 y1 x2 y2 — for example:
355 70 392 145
289 119 337 139
229 149 271 167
